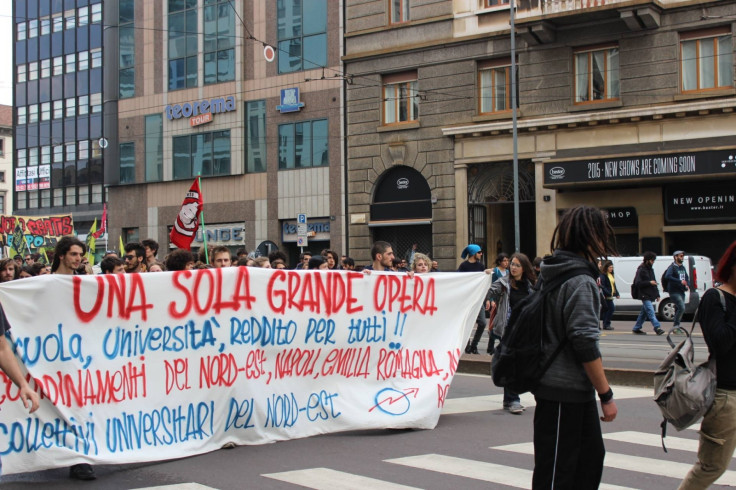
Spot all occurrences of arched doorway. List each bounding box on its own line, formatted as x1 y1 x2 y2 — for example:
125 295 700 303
370 166 433 265
468 161 537 259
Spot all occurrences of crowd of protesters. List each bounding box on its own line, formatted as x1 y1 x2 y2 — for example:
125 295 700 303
0 241 444 281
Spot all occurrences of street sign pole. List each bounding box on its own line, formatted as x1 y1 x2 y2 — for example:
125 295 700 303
297 213 308 255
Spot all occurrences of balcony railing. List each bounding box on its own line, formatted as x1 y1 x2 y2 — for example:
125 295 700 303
517 0 631 18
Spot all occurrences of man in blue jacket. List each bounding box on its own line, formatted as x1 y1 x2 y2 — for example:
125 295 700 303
664 250 689 330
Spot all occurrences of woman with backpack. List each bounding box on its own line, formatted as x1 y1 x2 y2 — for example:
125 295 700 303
680 240 736 489
486 253 536 414
599 260 619 331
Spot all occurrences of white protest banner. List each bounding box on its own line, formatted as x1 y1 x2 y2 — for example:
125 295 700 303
0 268 490 474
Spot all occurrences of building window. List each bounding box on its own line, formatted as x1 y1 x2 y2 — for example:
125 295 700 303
29 148 38 166
78 6 89 26
0 139 4 157
91 48 102 68
41 17 51 36
53 56 63 76
41 189 51 208
28 62 38 80
17 149 27 167
277 0 327 74
145 114 163 182
246 100 267 173
91 93 102 113
479 60 516 114
120 142 135 184
16 192 26 210
78 95 89 115
168 0 199 91
204 0 235 85
383 72 418 124
53 100 64 119
123 227 139 244
17 64 26 83
65 54 76 73
65 11 75 30
0 194 5 215
28 19 38 38
119 0 135 99
41 146 50 164
40 59 50 78
0 171 5 182
78 51 89 72
29 104 38 123
17 107 26 125
91 3 102 23
389 0 409 24
278 119 328 169
53 14 63 32
17 22 26 41
66 97 76 117
574 45 619 103
41 102 51 121
681 30 733 93
172 130 231 180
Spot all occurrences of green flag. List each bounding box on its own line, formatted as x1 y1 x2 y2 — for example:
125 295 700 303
85 218 97 266
10 224 27 258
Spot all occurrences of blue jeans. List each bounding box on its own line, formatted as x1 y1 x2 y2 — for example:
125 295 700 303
504 388 520 406
670 291 686 327
634 299 661 330
601 299 615 328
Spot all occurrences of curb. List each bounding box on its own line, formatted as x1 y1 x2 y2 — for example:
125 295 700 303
458 357 654 388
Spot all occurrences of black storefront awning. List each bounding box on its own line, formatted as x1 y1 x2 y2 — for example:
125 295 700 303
543 149 736 187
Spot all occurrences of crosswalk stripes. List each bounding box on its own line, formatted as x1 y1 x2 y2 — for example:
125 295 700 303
493 442 736 486
604 430 700 452
132 484 218 490
262 467 420 489
260 388 705 489
385 453 635 490
441 385 652 415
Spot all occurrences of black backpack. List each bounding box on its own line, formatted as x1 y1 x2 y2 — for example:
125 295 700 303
660 265 673 292
491 267 592 394
631 266 642 299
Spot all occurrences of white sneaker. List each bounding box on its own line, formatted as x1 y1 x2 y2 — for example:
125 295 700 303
507 402 524 414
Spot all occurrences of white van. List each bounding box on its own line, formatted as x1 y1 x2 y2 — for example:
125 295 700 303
607 254 713 321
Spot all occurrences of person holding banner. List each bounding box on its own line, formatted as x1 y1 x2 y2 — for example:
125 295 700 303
0 306 40 475
52 236 96 480
364 241 395 271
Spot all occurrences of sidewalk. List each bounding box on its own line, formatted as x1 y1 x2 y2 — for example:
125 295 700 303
457 353 654 387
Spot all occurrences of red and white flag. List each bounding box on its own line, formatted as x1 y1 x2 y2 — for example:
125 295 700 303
170 178 203 250
92 203 107 239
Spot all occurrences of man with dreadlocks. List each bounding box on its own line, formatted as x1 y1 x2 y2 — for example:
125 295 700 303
532 205 618 489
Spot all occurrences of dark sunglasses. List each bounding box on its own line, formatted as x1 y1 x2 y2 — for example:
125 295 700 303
124 254 136 260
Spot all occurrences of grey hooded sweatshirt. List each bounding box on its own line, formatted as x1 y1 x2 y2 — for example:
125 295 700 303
533 250 602 403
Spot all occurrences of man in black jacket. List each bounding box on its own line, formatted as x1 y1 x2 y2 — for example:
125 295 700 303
632 251 664 335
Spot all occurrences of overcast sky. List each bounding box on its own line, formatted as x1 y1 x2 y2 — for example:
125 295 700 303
0 3 12 106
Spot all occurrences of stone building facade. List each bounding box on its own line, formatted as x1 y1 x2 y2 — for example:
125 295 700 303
345 0 736 268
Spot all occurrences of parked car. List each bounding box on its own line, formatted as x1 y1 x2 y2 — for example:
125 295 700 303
608 254 713 321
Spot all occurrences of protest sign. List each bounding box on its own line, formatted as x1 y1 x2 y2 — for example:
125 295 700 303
0 214 75 256
0 268 490 474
